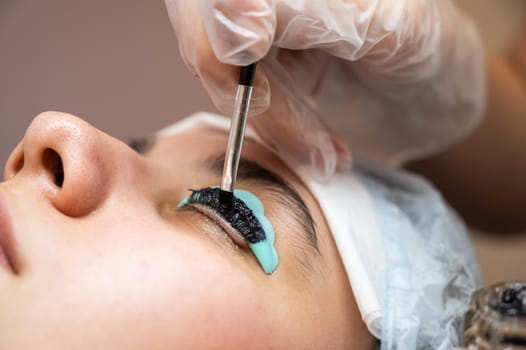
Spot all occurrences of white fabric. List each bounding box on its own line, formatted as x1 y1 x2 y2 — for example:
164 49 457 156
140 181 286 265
355 163 480 349
307 174 384 337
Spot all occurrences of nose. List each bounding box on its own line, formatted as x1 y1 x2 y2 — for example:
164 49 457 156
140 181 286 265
4 112 114 217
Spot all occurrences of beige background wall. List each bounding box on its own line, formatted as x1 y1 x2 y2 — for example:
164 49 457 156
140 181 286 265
0 0 214 167
1 0 525 285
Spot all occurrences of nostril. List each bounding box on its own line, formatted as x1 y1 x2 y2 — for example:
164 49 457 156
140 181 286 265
13 155 24 174
42 148 64 188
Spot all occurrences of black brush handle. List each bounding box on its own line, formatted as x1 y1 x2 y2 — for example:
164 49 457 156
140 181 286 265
238 63 257 86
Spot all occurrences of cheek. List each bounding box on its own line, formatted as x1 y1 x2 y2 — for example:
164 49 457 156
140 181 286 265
18 218 269 349
124 235 266 348
166 265 265 348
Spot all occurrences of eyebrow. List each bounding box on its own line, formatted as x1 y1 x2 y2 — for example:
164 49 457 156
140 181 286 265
204 154 319 254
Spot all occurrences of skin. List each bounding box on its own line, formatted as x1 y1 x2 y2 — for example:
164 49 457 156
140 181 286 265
0 111 376 349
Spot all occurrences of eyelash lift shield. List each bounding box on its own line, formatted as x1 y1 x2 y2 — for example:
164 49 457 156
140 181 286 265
220 63 258 207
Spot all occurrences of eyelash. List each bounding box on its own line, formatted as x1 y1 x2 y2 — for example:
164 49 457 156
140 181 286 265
183 188 267 244
184 204 248 248
181 187 279 275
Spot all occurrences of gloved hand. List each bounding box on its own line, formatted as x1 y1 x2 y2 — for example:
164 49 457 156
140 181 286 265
165 0 485 179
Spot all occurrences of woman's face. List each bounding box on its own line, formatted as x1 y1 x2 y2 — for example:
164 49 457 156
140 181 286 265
0 112 374 349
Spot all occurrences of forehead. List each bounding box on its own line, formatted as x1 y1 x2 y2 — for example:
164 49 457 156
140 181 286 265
147 127 291 182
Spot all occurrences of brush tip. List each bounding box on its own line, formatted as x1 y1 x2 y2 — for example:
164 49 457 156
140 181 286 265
238 63 257 86
219 189 234 209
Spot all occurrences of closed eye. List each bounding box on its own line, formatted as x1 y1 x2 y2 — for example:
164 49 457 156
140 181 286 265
180 204 249 249
181 187 267 244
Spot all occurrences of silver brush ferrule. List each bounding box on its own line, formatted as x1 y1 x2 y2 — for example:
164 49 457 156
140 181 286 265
221 84 253 192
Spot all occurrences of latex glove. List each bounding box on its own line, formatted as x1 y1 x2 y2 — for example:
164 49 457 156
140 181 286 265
165 0 485 179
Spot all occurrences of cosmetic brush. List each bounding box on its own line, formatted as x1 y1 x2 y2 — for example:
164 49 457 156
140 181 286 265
220 63 258 209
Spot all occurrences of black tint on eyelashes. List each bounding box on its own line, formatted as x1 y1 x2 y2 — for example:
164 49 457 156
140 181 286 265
186 187 266 244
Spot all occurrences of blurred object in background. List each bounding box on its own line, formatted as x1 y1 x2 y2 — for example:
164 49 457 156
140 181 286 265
463 281 526 348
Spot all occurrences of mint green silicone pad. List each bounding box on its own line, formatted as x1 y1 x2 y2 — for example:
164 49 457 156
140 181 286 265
234 189 278 274
178 187 279 274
